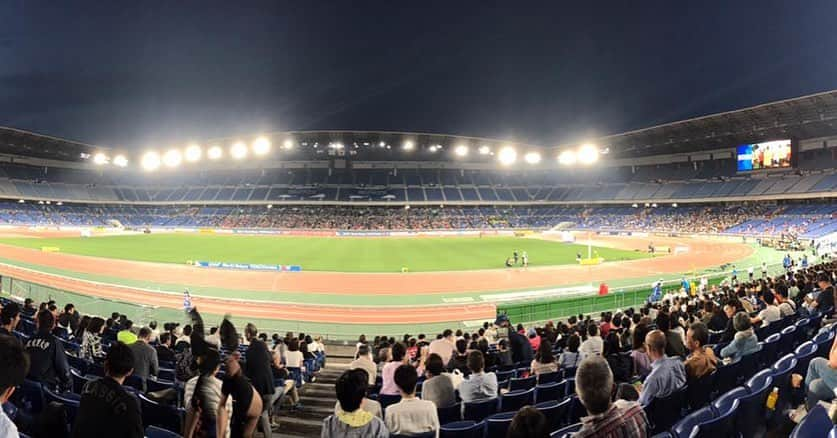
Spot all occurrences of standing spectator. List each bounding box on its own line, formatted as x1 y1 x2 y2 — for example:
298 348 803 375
637 330 686 406
580 324 603 359
0 335 28 437
25 310 70 391
117 320 137 345
720 312 761 363
527 328 541 351
422 353 455 408
684 322 717 380
380 343 412 396
220 354 263 438
385 365 439 436
184 349 232 438
507 406 550 438
80 317 106 362
72 342 143 438
574 356 649 437
243 324 276 438
322 369 388 438
0 301 20 337
531 340 558 377
458 351 498 403
349 344 377 387
508 325 534 364
428 330 456 365
128 327 159 391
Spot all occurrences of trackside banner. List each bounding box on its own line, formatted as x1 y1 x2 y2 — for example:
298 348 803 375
194 261 302 272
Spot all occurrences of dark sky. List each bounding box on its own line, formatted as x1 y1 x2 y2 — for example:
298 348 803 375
2 1 837 149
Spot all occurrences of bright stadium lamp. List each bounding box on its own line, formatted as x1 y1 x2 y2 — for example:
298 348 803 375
112 155 129 168
283 139 294 150
454 145 469 157
498 146 517 166
403 140 415 151
17 199 24 204
428 145 439 153
558 150 577 165
141 151 161 171
163 149 183 168
378 141 386 148
478 145 491 155
577 143 599 164
93 153 109 165
185 144 202 162
252 137 271 156
207 145 223 160
524 151 542 165
230 142 248 160
56 201 63 206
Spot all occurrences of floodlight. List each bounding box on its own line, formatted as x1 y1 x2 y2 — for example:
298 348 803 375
45 201 51 205
283 139 294 149
267 204 273 209
558 150 577 165
184 144 202 162
478 145 491 155
651 203 658 208
38 200 44 205
498 146 517 165
578 143 599 164
454 145 469 157
631 203 638 208
429 145 438 153
207 146 223 160
141 151 161 171
253 137 271 155
56 201 63 206
524 151 541 165
379 141 386 147
17 199 24 204
672 203 678 208
230 142 248 160
162 149 182 168
113 155 129 167
404 205 411 210
93 153 109 165
403 140 415 151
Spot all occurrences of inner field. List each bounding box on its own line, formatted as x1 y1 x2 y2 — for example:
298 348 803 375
0 234 649 272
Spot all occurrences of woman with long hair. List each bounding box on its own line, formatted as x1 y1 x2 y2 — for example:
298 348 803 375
530 340 558 376
184 349 230 438
80 316 106 362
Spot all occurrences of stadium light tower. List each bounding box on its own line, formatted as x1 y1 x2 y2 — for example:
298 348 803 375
558 150 577 165
253 137 271 156
524 151 541 165
498 146 517 166
577 143 599 164
207 145 223 160
282 139 295 150
93 153 109 165
185 144 202 162
454 144 469 157
141 151 161 171
163 149 183 168
230 142 248 160
113 155 129 168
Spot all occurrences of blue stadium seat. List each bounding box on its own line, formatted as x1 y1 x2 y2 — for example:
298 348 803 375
737 352 760 383
691 399 738 438
499 388 534 413
145 426 182 438
735 373 772 438
537 371 561 385
437 402 461 425
644 385 687 435
567 395 587 425
20 379 45 415
463 398 498 422
536 398 571 432
509 375 536 391
484 411 516 438
550 422 582 438
672 406 714 438
745 369 773 393
713 361 741 396
687 370 715 410
814 330 835 358
779 326 798 356
42 386 80 425
139 393 184 434
758 333 781 367
790 404 832 438
794 341 818 376
440 420 484 438
535 381 565 404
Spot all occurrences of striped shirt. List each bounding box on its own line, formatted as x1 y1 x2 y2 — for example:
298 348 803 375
574 400 649 438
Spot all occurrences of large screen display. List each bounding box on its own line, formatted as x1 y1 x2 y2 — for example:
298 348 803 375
736 139 792 172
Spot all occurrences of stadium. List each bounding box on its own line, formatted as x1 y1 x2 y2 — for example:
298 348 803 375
4 82 837 437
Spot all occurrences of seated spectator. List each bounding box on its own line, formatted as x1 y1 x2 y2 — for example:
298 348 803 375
507 406 550 438
580 324 603 359
334 369 382 419
719 301 740 343
322 368 388 438
72 342 143 438
155 332 176 364
220 353 263 438
751 291 781 327
656 312 686 358
117 320 137 344
447 339 469 374
0 301 20 336
603 332 631 383
637 330 686 406
458 351 498 403
575 356 649 437
631 324 652 378
0 334 29 436
349 344 377 387
684 322 716 379
80 316 106 362
381 342 414 396
706 301 728 332
527 328 541 351
507 323 534 364
428 329 456 365
128 327 159 391
496 339 513 367
531 339 559 376
385 364 439 436
558 333 582 369
25 309 70 391
792 333 837 422
720 312 761 363
422 353 455 408
184 348 232 438
285 337 304 369
615 382 639 402
802 271 835 317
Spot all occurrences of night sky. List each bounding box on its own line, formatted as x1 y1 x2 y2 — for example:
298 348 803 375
2 1 837 149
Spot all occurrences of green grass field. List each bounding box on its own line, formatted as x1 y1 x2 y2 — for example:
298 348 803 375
0 234 649 272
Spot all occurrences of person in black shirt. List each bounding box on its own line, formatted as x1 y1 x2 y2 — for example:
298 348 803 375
221 353 262 438
72 342 143 438
24 310 70 391
814 272 835 316
0 335 29 436
155 332 176 364
243 323 276 437
508 327 534 364
0 301 21 337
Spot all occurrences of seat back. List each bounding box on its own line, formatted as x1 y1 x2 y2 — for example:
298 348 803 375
687 370 715 410
500 388 534 413
440 420 483 438
745 369 773 393
536 398 571 432
814 330 835 358
793 341 818 376
692 399 739 438
537 371 561 385
736 375 773 437
714 361 741 396
790 404 832 438
21 379 45 415
463 398 498 422
550 422 582 438
485 411 516 438
759 333 781 367
645 385 687 435
567 395 587 425
437 402 461 425
672 406 715 438
509 375 536 391
778 325 797 356
145 426 181 438
139 393 184 433
377 393 402 412
737 352 759 382
535 381 565 404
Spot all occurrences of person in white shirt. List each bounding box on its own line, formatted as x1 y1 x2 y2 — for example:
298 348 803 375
0 335 27 437
285 338 304 368
385 364 440 437
579 324 604 359
428 330 456 365
752 292 781 327
349 345 377 387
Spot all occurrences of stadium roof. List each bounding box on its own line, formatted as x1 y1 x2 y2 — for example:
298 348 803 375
0 126 101 161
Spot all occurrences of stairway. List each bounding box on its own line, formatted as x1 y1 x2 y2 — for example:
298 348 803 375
273 346 355 437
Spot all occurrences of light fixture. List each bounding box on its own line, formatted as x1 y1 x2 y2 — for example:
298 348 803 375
403 141 415 151
93 153 109 165
283 139 294 149
252 137 271 155
454 145 469 157
207 146 223 160
113 155 129 167
141 151 161 171
524 151 542 165
498 146 517 165
578 143 599 164
267 204 273 209
17 199 24 204
429 145 438 153
162 149 183 168
379 141 386 148
185 144 202 162
478 145 491 155
230 142 248 160
558 150 577 165
56 201 63 206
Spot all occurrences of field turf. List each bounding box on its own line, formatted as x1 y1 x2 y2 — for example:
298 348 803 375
0 234 649 272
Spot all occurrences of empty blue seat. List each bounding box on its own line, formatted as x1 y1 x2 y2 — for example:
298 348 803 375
509 375 536 391
693 399 738 438
737 352 760 383
537 371 561 385
567 395 587 425
758 333 781 367
814 330 835 358
440 420 483 438
745 369 773 393
42 387 80 425
437 402 461 425
790 404 832 438
485 411 516 438
779 326 797 356
794 341 818 376
535 381 565 404
499 388 534 412
687 370 715 410
463 398 498 422
713 361 741 396
672 406 715 438
70 368 94 395
139 393 184 433
550 422 582 438
736 373 773 438
20 379 45 415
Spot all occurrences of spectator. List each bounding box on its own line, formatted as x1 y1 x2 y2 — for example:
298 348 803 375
637 330 686 406
684 322 717 379
349 344 377 387
496 339 513 367
156 332 176 364
580 324 603 359
220 353 263 438
447 339 469 374
507 323 534 364
334 369 382 419
428 329 456 365
385 364 439 436
719 302 740 343
184 348 231 438
604 332 631 383
802 271 834 317
706 301 728 332
531 339 558 376
631 324 652 378
421 353 455 408
0 301 20 336
458 351 498 403
285 338 304 369
128 327 159 391
25 309 70 391
720 312 761 364
527 328 541 351
792 334 837 420
558 334 582 369
72 342 143 438
507 406 550 438
751 292 781 327
117 320 137 344
147 320 159 343
243 323 277 438
322 368 388 438
381 342 413 396
655 312 686 358
574 356 649 437
0 335 29 437
80 316 106 362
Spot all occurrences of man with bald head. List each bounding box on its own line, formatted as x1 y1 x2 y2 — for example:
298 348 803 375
637 329 686 406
